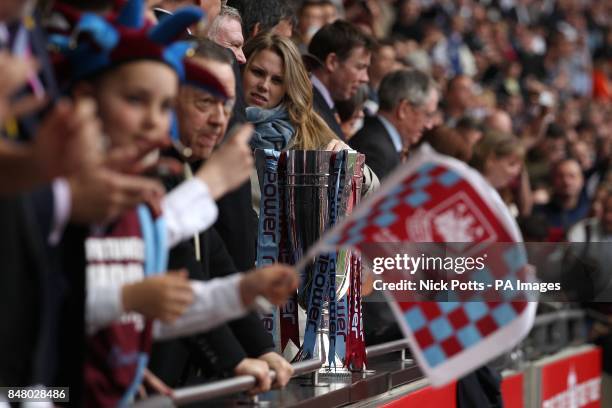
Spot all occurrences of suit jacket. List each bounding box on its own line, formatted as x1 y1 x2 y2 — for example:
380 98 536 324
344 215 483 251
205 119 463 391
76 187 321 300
0 17 79 401
150 227 275 386
214 181 258 271
349 116 404 346
0 197 45 386
312 85 344 140
348 116 401 181
150 159 274 387
228 53 247 128
217 55 260 271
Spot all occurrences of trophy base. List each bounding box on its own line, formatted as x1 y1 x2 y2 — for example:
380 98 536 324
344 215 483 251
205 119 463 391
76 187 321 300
314 331 367 377
318 365 353 377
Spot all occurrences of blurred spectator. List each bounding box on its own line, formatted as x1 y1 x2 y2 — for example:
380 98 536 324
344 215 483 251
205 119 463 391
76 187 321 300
568 187 612 242
365 39 398 115
296 0 327 50
335 85 368 140
422 125 472 163
391 0 425 43
533 159 591 239
321 1 339 24
455 116 483 159
470 130 531 217
526 123 568 197
470 131 525 191
207 5 246 64
226 0 282 40
592 50 612 101
151 0 221 26
518 214 552 242
484 109 513 134
444 75 476 126
273 1 297 38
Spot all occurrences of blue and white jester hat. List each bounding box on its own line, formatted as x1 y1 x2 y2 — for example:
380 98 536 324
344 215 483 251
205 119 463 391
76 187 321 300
48 0 203 82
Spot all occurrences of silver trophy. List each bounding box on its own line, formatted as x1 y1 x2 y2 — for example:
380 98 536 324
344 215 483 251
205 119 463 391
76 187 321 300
288 151 364 374
256 150 365 375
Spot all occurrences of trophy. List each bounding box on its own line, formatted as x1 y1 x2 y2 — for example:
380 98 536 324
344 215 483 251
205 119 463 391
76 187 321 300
255 150 366 375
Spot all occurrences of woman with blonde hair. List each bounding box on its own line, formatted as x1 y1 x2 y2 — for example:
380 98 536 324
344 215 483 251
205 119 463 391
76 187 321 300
242 31 344 151
242 31 377 195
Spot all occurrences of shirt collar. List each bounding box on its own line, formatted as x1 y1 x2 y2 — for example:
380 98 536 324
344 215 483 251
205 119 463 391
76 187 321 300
311 74 334 110
377 115 403 153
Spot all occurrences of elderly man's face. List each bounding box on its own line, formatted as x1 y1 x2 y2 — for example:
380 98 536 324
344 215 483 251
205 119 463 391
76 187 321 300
400 89 439 146
176 58 235 160
214 17 246 64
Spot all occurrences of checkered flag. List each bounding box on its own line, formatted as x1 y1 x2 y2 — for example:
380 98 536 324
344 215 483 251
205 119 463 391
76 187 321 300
301 144 537 386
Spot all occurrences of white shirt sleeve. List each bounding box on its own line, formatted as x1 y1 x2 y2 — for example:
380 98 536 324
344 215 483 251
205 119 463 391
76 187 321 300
49 178 71 245
86 284 124 335
153 274 247 340
162 178 218 249
87 274 247 337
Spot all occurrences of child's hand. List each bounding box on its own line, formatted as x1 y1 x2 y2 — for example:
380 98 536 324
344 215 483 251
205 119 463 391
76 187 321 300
122 270 194 323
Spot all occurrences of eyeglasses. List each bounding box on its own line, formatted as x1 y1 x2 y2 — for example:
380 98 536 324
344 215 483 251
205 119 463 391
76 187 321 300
408 101 437 121
193 94 235 116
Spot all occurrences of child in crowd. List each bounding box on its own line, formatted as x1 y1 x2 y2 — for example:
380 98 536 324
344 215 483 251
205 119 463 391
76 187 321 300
50 1 297 405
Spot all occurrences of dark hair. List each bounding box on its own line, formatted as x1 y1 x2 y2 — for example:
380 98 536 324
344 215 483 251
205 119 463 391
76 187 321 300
335 86 368 122
422 126 472 163
455 116 481 132
193 39 233 64
308 20 374 63
545 123 566 140
226 0 282 39
518 214 550 242
279 1 297 30
299 0 331 15
372 37 395 53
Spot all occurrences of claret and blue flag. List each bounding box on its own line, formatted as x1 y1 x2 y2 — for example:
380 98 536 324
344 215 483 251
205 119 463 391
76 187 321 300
302 144 538 386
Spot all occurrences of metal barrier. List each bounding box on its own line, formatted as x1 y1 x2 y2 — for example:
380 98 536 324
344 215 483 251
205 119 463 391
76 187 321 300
533 309 585 326
133 354 325 407
134 308 589 407
133 338 410 407
365 339 409 359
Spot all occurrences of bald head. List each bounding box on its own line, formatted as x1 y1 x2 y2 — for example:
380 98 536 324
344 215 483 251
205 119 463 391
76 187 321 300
484 110 513 133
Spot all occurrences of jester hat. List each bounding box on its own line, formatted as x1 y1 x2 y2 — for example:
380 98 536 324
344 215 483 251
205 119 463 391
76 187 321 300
48 0 203 82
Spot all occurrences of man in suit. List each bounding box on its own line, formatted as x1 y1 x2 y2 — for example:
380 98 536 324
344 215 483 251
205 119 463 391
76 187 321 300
349 69 439 181
151 40 293 394
349 69 439 346
307 20 373 140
